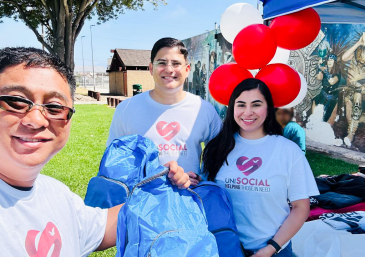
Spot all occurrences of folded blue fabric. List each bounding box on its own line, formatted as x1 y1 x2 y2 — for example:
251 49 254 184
313 192 362 209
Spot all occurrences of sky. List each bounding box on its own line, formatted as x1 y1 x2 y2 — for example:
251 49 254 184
0 0 260 69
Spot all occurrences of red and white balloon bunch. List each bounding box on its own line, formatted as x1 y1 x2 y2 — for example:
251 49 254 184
209 3 321 107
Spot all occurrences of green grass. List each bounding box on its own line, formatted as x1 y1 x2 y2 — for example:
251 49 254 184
306 151 358 177
41 104 117 256
41 104 358 256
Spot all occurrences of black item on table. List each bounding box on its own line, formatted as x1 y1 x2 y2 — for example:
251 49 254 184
312 192 362 209
315 174 365 201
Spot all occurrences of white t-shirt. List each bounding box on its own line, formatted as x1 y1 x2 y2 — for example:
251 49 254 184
0 174 107 256
214 133 319 251
107 91 222 173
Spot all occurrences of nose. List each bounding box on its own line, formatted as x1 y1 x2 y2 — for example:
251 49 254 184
244 106 253 116
165 64 174 72
20 106 49 129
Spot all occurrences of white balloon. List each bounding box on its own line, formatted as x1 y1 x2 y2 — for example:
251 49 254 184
280 72 308 108
220 3 263 44
268 47 290 65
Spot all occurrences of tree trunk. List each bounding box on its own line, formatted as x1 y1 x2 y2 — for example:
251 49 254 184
48 0 75 71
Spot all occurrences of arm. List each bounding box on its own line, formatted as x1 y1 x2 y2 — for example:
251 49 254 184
97 161 190 250
342 35 364 62
317 70 324 80
97 204 124 250
254 199 310 257
189 106 222 186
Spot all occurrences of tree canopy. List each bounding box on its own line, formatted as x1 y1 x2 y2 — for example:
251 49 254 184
0 0 166 70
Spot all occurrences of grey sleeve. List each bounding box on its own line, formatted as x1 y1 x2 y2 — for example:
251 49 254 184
205 110 223 144
106 102 127 146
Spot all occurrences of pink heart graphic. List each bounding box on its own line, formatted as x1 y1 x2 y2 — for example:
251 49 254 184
156 121 180 141
25 222 62 257
236 156 262 176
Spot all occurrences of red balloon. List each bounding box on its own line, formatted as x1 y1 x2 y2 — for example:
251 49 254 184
209 63 253 106
233 24 277 70
255 64 300 107
269 8 321 50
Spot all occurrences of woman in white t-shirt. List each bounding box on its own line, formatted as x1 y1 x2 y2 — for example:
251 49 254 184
199 78 319 256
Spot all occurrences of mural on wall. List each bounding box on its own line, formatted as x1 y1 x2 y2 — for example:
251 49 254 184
292 24 365 151
183 24 365 152
183 31 232 120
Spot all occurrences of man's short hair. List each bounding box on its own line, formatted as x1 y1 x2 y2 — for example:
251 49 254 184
0 47 76 99
151 37 188 63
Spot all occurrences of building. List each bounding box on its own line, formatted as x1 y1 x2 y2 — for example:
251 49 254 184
107 49 155 97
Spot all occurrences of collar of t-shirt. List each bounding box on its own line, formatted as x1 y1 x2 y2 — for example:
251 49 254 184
10 184 33 191
235 132 271 145
0 178 36 200
146 91 193 109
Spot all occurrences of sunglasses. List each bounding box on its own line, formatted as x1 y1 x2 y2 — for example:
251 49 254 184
0 95 75 120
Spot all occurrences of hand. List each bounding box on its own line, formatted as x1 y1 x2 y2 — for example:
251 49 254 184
319 66 327 72
357 33 365 46
164 161 190 189
187 171 202 186
253 245 277 257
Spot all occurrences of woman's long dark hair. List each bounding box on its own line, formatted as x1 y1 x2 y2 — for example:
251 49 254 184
202 78 283 181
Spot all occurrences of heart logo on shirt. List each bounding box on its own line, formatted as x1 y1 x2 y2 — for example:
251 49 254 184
156 121 180 141
236 156 263 176
25 222 62 257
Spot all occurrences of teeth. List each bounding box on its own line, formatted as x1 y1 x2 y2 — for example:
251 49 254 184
19 137 44 142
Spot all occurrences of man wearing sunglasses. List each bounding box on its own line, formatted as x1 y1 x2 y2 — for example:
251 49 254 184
107 38 222 186
0 47 190 255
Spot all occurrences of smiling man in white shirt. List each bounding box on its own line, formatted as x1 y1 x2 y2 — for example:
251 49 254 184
107 38 222 181
0 47 190 256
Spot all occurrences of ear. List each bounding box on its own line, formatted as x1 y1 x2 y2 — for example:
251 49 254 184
149 62 153 75
186 63 191 74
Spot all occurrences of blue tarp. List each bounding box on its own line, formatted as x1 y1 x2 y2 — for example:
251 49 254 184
260 0 365 23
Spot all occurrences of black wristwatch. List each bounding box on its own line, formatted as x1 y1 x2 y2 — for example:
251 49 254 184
267 239 281 254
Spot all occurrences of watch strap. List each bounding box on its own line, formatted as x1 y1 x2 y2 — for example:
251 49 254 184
267 239 281 253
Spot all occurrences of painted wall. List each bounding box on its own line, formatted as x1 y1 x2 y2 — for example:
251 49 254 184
126 70 155 97
109 70 155 96
182 24 365 152
183 30 232 120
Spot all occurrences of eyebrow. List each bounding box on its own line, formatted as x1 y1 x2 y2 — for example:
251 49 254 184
236 100 263 104
0 85 70 104
0 85 32 95
155 59 182 62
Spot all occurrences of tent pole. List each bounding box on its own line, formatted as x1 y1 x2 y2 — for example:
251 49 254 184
341 0 365 11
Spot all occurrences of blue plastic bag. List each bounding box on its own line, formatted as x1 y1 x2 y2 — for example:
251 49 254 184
84 134 162 208
192 181 245 257
84 135 219 256
117 169 219 257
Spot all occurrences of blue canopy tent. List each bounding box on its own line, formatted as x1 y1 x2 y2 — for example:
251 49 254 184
260 0 365 23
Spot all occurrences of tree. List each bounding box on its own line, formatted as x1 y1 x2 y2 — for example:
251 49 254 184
0 0 166 70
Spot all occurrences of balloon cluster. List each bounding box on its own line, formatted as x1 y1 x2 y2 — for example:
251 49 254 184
209 3 321 107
